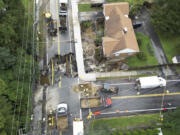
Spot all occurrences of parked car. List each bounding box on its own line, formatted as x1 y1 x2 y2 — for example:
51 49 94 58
133 21 143 29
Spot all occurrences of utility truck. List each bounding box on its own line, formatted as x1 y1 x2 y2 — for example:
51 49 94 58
58 0 68 33
44 12 57 36
59 0 68 16
56 103 68 131
73 118 84 135
135 76 166 89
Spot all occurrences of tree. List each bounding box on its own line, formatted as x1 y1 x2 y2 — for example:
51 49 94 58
0 47 16 70
0 0 5 11
151 0 180 35
0 96 13 135
163 108 180 132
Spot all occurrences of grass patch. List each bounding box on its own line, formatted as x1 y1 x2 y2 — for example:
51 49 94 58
87 114 159 135
158 34 180 63
107 0 145 4
78 4 102 12
175 66 180 74
126 32 158 67
162 128 180 135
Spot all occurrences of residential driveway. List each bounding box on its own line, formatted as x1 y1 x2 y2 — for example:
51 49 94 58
134 8 176 76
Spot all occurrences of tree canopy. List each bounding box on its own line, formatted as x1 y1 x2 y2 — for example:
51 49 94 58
163 108 180 132
151 0 180 35
0 0 35 134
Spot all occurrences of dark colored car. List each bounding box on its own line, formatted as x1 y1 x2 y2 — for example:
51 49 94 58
133 21 143 29
101 87 118 94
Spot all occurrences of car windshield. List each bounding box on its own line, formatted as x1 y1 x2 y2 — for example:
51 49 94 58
58 107 66 113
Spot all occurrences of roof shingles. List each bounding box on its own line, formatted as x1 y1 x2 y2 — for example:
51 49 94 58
103 2 139 56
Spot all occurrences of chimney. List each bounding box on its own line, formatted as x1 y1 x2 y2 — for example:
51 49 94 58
123 27 128 34
105 16 109 20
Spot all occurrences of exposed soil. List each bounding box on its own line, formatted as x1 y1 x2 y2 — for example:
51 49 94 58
81 19 127 73
80 98 101 108
82 26 96 57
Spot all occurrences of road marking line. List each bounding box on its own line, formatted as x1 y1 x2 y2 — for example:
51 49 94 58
51 58 54 85
112 92 180 99
56 0 60 56
167 80 180 82
103 82 135 85
100 107 177 115
80 108 82 119
59 81 61 88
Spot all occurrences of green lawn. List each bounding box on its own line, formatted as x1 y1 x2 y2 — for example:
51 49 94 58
162 128 180 135
87 114 159 135
126 32 158 67
176 66 180 74
158 34 180 63
107 0 145 5
78 4 102 12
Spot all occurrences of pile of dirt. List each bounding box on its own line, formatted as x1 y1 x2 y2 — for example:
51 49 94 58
81 98 101 108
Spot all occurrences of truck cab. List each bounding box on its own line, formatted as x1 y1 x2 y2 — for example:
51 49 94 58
57 103 68 115
57 103 68 131
59 0 68 16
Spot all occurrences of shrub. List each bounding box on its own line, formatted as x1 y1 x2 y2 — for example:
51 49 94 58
137 38 142 46
147 43 154 55
136 52 147 60
81 21 92 28
95 48 103 62
138 129 147 135
146 129 154 135
132 130 139 135
129 4 142 18
95 37 102 46
118 131 124 135
125 131 131 135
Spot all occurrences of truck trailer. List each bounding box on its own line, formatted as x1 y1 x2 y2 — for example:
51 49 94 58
73 119 84 135
80 96 112 109
59 15 67 33
56 103 68 131
135 76 166 89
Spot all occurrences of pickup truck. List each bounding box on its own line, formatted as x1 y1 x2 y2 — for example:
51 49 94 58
56 103 68 131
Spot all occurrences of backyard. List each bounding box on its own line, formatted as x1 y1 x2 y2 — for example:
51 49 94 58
86 113 160 135
158 34 180 63
78 4 102 12
126 32 158 68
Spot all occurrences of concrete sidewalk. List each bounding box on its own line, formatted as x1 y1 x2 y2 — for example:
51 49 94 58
96 71 137 78
72 0 96 81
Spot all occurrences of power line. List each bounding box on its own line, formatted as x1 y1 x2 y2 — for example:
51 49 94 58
10 1 28 135
16 0 31 133
25 1 36 130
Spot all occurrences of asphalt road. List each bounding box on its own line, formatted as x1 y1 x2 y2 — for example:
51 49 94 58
45 0 78 134
80 78 180 121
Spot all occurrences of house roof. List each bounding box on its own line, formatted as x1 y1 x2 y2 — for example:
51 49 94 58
103 2 139 56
